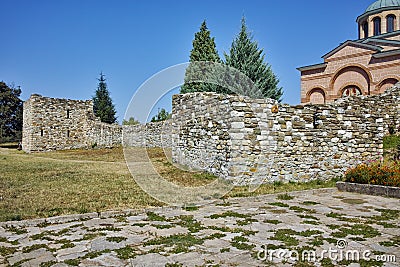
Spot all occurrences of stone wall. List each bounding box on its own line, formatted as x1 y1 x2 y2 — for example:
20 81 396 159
172 83 400 184
22 94 121 152
22 94 173 152
122 120 172 148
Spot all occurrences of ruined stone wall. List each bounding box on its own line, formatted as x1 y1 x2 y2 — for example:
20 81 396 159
172 83 400 184
22 95 121 152
122 120 172 148
22 94 173 152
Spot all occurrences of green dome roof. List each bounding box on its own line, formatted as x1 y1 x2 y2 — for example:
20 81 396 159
366 0 400 12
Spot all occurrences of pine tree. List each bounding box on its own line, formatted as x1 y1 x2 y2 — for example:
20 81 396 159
181 20 222 93
224 17 283 101
0 82 23 142
92 73 117 124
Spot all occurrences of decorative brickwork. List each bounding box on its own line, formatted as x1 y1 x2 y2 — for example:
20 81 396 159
298 1 400 104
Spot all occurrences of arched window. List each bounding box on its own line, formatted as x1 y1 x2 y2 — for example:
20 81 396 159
362 22 369 37
387 15 395 33
373 17 381 35
342 85 362 97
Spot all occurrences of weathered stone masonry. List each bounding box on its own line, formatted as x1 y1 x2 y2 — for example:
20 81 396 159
172 83 400 184
22 94 121 152
22 83 400 184
22 94 171 152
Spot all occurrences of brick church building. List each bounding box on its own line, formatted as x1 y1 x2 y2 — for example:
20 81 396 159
298 0 400 104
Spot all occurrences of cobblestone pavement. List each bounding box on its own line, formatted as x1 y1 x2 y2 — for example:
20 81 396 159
0 188 399 267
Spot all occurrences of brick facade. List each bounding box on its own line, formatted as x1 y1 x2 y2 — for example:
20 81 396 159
299 1 400 104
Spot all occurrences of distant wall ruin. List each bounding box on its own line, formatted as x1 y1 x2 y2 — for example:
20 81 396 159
22 94 171 152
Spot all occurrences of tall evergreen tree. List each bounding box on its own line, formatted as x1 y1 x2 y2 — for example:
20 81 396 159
224 17 283 101
0 82 23 142
181 20 222 93
92 73 117 124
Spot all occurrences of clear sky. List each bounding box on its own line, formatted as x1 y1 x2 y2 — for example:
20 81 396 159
1 0 375 122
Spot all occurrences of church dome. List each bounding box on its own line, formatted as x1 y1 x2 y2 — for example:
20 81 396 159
366 0 400 12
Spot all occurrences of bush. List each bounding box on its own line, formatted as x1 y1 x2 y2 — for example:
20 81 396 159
344 161 400 187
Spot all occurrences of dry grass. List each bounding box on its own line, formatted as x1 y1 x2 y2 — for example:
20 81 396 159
0 146 336 222
0 146 220 221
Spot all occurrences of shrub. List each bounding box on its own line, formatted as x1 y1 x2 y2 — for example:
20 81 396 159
344 161 400 187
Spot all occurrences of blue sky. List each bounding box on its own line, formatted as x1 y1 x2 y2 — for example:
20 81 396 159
1 0 375 122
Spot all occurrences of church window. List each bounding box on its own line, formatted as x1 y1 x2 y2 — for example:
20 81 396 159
373 17 381 35
362 22 369 37
387 15 395 33
342 85 362 97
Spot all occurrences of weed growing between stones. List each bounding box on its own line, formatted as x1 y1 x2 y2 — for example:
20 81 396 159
22 244 54 253
114 245 136 259
64 258 80 266
277 193 294 200
146 211 168 221
106 236 127 243
301 201 320 206
230 236 255 251
176 215 203 232
263 219 282 224
209 211 252 219
0 246 17 256
39 261 57 267
268 202 289 208
4 225 27 235
83 249 111 259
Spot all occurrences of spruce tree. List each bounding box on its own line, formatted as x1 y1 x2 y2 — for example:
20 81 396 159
181 20 222 93
92 73 117 124
224 17 283 101
0 82 23 142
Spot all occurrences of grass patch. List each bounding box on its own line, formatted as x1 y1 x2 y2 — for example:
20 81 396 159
106 236 127 243
144 233 203 253
332 224 381 239
230 235 255 251
183 206 199 211
64 258 80 266
268 202 289 208
277 193 294 200
289 206 315 213
209 211 251 219
271 229 299 247
383 134 400 150
263 219 282 225
301 201 320 206
176 215 203 233
0 246 17 256
114 245 136 260
22 243 52 253
4 225 28 235
146 211 168 221
83 249 111 259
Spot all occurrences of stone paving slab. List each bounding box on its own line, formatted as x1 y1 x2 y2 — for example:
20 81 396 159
0 188 399 267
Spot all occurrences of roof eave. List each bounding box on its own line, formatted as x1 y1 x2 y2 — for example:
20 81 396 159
297 63 328 72
322 41 382 59
372 48 400 58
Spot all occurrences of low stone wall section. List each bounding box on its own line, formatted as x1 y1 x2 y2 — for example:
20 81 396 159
122 120 172 148
172 83 400 184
